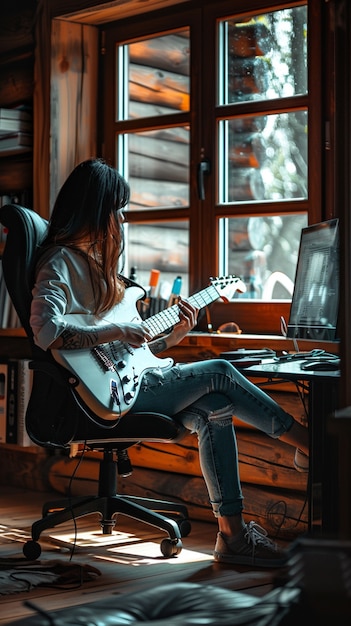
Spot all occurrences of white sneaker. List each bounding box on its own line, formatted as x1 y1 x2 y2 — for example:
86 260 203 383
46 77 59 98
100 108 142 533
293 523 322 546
213 522 287 568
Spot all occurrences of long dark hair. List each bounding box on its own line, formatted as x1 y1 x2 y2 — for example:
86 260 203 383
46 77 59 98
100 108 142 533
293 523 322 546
41 158 130 314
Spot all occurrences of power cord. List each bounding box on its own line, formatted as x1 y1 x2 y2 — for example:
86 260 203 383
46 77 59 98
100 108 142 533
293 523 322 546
24 600 56 625
66 443 88 561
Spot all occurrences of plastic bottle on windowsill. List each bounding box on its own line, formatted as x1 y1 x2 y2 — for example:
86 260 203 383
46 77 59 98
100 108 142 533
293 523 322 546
168 276 182 307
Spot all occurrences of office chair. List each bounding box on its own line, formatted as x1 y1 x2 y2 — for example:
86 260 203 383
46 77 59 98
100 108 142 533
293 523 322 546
0 204 190 560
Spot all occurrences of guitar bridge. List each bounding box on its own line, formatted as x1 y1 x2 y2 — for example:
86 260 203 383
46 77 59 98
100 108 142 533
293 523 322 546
92 346 115 372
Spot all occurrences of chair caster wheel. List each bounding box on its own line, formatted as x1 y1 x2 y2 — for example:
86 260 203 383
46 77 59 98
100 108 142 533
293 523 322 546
160 538 182 557
178 519 191 537
23 540 41 560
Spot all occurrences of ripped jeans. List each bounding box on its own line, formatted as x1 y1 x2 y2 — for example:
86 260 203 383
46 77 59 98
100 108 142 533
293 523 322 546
132 359 295 518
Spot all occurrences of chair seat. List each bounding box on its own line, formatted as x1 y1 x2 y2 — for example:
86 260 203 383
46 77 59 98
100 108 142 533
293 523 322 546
76 410 185 445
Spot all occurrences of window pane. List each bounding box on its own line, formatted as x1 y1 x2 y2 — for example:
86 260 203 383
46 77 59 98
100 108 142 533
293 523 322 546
118 29 190 120
119 128 190 210
219 111 308 203
219 6 307 105
125 221 189 296
219 214 308 299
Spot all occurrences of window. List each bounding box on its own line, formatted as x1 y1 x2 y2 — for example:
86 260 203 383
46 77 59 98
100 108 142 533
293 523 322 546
104 22 194 295
102 0 321 331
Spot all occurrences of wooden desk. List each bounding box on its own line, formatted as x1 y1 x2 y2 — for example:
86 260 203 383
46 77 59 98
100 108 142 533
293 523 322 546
165 331 339 364
242 359 340 536
1 328 339 362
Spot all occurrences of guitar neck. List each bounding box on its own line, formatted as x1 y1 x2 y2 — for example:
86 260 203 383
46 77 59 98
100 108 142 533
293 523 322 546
143 284 220 339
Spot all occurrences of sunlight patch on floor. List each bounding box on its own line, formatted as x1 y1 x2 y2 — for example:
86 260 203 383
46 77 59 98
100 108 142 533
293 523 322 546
0 524 213 566
95 541 212 565
48 529 141 549
48 529 212 565
0 525 31 544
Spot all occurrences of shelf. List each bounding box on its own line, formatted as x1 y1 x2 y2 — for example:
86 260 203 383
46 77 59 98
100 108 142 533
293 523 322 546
0 328 26 336
0 329 31 359
0 156 32 193
0 146 32 157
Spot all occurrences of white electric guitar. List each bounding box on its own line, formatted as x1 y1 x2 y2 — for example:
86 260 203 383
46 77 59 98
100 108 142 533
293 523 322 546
52 275 246 422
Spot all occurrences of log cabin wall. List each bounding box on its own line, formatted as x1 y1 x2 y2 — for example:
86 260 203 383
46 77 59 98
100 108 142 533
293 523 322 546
49 19 98 209
0 0 349 539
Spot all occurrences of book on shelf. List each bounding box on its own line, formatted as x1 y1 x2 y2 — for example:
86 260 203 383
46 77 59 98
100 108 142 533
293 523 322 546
0 362 8 443
6 360 18 444
0 118 32 135
0 260 20 329
15 359 33 447
1 192 31 213
0 260 6 321
0 108 32 139
0 107 32 122
0 222 7 245
0 132 32 154
4 359 34 447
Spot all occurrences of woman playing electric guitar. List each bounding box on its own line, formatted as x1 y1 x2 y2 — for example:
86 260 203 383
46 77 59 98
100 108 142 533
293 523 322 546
30 158 309 568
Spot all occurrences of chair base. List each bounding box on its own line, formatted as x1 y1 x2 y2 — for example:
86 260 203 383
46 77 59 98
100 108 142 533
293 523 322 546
40 492 190 539
23 493 190 560
23 449 191 560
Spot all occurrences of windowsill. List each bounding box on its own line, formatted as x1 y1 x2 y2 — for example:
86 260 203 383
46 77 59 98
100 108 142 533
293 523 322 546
178 331 340 355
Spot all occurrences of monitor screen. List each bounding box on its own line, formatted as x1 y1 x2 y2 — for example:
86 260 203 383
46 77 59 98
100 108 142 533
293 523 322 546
287 218 339 341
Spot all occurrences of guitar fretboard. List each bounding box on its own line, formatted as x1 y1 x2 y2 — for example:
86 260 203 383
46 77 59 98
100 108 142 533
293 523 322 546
142 284 221 339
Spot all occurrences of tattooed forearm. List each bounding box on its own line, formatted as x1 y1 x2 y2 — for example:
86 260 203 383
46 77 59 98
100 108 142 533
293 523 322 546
149 337 168 355
59 325 101 349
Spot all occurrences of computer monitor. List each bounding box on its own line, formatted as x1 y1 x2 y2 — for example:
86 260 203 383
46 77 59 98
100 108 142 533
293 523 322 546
286 218 339 341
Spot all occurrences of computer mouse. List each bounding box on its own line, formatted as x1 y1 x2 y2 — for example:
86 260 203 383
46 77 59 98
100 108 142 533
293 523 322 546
300 360 340 371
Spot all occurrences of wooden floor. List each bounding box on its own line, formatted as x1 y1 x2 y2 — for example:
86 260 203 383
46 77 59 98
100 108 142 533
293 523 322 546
0 484 291 624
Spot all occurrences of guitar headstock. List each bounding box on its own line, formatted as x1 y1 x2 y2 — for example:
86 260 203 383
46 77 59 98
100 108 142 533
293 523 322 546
210 275 247 302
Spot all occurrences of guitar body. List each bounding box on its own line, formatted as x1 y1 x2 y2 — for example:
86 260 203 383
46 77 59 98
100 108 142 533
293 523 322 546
51 274 246 422
52 286 173 421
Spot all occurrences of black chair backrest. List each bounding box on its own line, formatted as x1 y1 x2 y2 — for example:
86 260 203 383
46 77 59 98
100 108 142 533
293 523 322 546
0 204 48 340
0 204 185 447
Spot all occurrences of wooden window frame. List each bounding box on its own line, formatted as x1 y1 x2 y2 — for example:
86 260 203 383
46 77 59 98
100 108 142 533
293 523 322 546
39 0 328 336
100 0 323 334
